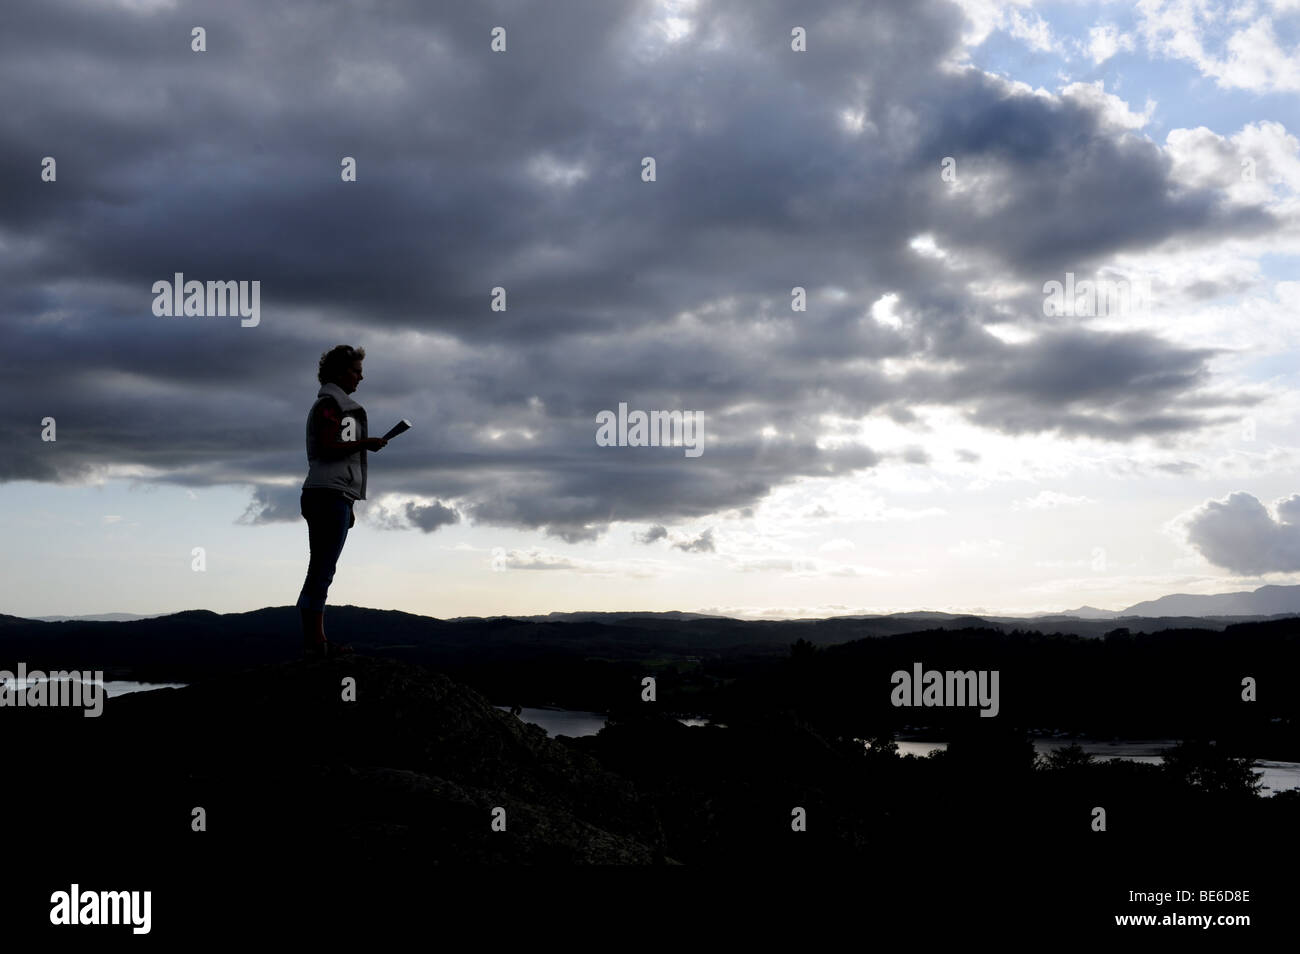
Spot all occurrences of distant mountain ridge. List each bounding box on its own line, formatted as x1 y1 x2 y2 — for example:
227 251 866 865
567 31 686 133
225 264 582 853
13 585 1300 628
451 610 730 623
1049 606 1119 620
1118 584 1300 618
1054 584 1300 620
28 612 163 623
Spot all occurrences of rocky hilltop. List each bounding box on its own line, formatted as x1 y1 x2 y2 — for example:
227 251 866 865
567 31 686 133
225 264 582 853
12 641 1299 881
17 655 671 866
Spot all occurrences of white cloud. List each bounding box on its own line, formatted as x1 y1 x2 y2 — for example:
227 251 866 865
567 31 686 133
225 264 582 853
946 0 1041 49
1012 491 1095 510
1062 80 1156 130
730 554 889 578
909 233 948 259
1008 9 1061 52
983 323 1038 345
949 538 1010 558
1087 24 1137 64
526 153 589 188
818 537 857 552
1165 121 1300 206
870 293 904 329
468 545 663 578
1138 0 1300 92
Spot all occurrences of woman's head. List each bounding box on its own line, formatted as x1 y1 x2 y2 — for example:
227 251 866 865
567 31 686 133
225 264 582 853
318 344 366 392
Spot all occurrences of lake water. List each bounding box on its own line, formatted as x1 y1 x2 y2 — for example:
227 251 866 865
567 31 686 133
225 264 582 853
495 707 1300 797
494 705 720 735
895 739 1300 796
36 687 1293 797
106 680 188 697
0 676 188 699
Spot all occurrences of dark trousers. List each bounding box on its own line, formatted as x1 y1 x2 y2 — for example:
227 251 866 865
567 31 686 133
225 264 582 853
295 489 355 612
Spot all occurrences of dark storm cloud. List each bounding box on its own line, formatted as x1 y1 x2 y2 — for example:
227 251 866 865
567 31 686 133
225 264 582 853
673 528 716 553
1184 492 1300 575
918 87 1276 276
0 0 1277 539
914 329 1264 440
637 524 669 544
405 500 460 533
238 484 301 525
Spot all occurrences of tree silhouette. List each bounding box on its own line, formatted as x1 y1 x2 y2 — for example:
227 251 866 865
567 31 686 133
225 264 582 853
1160 740 1264 797
1040 742 1096 772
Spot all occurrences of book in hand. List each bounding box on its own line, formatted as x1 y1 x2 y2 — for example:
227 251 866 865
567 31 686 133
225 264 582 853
381 419 412 441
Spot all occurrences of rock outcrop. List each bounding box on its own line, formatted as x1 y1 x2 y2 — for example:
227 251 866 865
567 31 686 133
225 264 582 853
16 655 672 866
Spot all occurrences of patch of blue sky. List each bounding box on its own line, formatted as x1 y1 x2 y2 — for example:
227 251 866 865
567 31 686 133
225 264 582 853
1258 253 1299 284
964 2 1298 141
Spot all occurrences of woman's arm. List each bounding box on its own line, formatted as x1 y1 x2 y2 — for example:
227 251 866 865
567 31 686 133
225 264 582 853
315 401 386 457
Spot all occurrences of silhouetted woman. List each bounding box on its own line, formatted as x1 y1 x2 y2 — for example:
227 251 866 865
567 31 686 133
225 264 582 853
296 345 387 657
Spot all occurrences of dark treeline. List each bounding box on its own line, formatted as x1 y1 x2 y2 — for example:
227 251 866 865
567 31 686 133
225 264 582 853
461 621 1300 762
2 609 1296 758
691 622 1300 759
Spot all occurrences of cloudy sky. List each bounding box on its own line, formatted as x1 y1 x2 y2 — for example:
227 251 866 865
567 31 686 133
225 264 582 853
3 0 1298 620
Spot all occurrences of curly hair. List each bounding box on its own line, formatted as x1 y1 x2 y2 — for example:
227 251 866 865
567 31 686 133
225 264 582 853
317 344 366 385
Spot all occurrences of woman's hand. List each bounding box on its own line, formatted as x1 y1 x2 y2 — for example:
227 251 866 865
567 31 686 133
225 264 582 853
362 437 389 451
